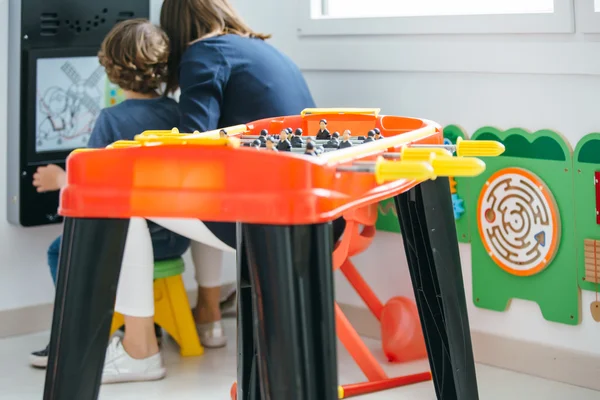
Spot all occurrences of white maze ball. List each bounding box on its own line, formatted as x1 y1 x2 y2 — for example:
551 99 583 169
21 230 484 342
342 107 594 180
478 168 559 276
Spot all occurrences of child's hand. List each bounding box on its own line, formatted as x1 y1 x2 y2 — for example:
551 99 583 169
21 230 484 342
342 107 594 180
32 164 67 192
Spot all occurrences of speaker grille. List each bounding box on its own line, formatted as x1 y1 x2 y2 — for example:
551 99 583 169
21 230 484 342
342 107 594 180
40 12 60 36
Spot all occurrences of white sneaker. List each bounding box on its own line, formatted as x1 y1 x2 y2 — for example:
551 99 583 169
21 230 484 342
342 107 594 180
197 320 227 348
102 337 166 384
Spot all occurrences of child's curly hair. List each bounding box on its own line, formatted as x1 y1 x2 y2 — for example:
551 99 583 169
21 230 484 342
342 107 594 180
98 19 169 94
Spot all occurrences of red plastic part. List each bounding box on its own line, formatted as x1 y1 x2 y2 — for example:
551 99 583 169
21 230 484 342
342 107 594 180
341 372 432 398
59 114 442 224
332 200 428 393
381 296 428 363
340 259 384 320
230 382 237 400
335 303 388 382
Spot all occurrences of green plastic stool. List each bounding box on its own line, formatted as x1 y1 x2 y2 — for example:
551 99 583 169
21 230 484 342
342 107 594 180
153 257 185 279
110 256 204 357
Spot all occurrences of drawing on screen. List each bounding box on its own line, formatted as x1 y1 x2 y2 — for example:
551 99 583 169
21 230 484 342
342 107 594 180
36 58 108 152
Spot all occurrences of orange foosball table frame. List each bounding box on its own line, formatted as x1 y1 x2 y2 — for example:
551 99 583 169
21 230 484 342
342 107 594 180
42 108 502 400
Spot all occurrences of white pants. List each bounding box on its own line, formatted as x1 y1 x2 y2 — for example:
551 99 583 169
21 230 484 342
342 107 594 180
114 217 235 317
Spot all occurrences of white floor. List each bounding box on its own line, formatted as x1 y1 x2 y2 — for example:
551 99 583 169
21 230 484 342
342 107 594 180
0 318 599 400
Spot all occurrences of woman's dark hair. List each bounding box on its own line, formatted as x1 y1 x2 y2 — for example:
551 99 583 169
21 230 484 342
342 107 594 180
319 119 327 124
160 0 271 93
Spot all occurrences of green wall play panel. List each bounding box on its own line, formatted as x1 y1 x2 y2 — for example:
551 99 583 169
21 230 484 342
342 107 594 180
467 127 578 326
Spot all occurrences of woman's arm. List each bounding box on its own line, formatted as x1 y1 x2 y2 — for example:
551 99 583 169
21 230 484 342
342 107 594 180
178 46 232 133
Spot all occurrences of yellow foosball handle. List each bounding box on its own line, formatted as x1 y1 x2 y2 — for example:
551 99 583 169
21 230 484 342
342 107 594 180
430 154 486 177
455 136 505 157
374 158 435 184
401 147 452 161
338 386 345 399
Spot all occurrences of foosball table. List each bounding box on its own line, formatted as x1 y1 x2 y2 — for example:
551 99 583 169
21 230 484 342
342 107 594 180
43 108 504 400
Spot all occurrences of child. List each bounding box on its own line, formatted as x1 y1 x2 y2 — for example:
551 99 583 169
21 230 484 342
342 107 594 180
29 19 194 369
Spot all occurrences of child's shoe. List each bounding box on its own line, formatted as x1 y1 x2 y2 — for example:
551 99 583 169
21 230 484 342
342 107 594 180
29 344 50 368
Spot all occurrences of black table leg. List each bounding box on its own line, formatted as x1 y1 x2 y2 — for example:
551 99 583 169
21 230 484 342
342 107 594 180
44 217 129 400
394 178 479 400
237 223 260 400
241 223 338 400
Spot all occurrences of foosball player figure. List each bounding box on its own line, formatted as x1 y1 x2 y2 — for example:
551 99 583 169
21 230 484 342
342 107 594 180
291 128 304 148
338 130 353 149
251 139 261 149
259 129 269 146
219 129 228 138
363 130 376 143
286 127 293 135
325 132 340 148
277 130 292 151
307 137 324 155
374 128 383 140
316 119 331 140
305 141 317 156
266 136 277 151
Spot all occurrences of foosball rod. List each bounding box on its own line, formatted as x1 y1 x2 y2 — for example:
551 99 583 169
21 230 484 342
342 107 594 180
242 145 338 153
239 137 364 145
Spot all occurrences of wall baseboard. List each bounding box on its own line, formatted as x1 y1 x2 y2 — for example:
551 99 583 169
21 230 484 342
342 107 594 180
2 299 598 392
0 285 240 339
0 289 202 339
338 303 600 392
0 303 54 338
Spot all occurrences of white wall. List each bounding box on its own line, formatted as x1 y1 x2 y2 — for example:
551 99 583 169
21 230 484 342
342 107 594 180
232 0 600 357
0 0 64 311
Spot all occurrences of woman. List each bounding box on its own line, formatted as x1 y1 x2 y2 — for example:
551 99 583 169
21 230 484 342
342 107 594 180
102 0 319 384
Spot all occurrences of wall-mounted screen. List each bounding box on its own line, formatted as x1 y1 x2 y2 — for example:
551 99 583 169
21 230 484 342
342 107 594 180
35 56 124 153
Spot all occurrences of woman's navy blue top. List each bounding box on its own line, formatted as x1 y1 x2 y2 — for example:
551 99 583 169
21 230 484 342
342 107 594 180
177 34 327 248
178 34 316 133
